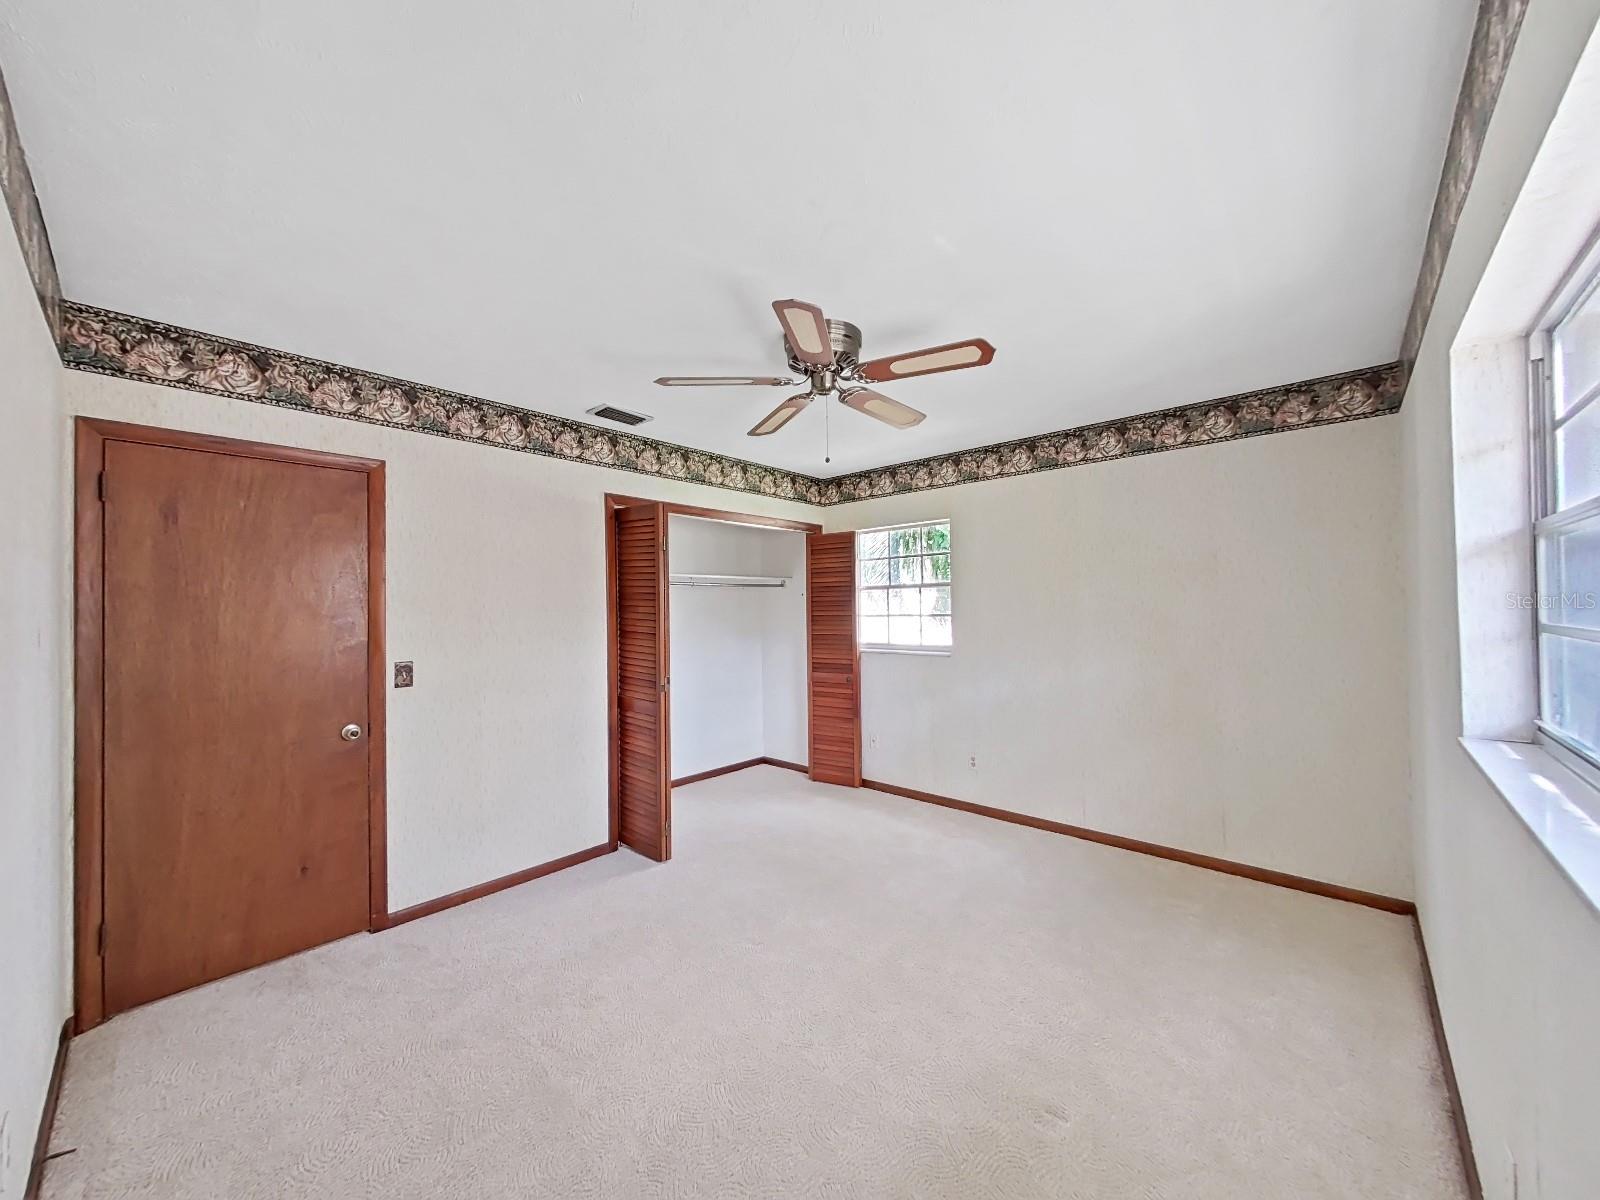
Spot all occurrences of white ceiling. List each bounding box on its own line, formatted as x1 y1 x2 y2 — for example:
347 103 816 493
0 1 1473 476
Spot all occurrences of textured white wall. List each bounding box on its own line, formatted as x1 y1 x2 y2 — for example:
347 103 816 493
60 371 818 911
15 17 1594 1198
1400 5 1600 1196
825 418 1411 899
0 213 68 1192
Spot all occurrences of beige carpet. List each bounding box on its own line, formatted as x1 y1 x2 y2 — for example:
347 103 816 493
42 766 1465 1199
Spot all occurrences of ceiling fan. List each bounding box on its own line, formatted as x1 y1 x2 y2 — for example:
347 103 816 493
655 299 995 437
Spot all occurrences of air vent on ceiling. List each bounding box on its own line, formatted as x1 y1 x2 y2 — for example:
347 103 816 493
587 404 652 427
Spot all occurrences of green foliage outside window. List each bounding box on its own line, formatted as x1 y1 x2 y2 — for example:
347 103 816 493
855 521 952 648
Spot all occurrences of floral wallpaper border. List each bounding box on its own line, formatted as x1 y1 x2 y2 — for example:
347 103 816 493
1399 0 1529 367
816 363 1404 503
64 300 1401 507
0 58 62 342
61 302 826 504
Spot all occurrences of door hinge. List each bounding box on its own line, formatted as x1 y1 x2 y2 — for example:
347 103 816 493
97 922 106 956
97 471 107 502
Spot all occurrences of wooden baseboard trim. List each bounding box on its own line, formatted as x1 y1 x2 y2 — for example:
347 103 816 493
862 778 1416 916
24 1018 72 1200
1413 917 1482 1198
672 757 767 787
671 756 810 787
383 841 617 928
758 756 808 774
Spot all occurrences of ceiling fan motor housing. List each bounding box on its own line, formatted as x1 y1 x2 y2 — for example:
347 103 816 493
788 319 862 381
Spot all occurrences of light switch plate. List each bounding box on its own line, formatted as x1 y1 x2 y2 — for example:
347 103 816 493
394 661 414 688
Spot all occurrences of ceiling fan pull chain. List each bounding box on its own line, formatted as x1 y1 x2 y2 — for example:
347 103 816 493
824 394 831 465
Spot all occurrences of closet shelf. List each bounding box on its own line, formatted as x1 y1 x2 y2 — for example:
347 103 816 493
669 573 790 588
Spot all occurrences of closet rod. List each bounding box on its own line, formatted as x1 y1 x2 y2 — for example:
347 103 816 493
669 573 789 588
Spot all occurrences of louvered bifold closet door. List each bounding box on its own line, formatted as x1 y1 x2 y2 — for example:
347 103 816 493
615 503 671 860
807 532 861 787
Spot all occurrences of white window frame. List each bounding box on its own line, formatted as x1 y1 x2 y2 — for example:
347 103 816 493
855 519 952 654
1530 229 1600 774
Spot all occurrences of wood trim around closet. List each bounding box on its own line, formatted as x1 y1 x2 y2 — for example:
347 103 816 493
72 418 388 1031
658 501 821 533
605 496 622 846
604 495 822 536
603 494 823 849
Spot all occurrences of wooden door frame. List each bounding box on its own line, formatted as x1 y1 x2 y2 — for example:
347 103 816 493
603 495 822 850
73 418 388 1032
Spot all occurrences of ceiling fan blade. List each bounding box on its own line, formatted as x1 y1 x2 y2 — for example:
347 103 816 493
654 376 796 386
771 299 835 368
857 337 995 382
840 387 926 429
748 393 812 436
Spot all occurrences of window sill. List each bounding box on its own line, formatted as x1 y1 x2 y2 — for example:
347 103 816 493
1459 737 1600 917
860 646 952 657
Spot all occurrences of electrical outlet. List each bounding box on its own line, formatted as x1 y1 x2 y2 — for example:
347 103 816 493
969 754 977 768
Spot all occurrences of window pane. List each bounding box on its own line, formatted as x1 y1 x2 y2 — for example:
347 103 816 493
1542 633 1600 754
856 524 952 650
1555 282 1600 415
889 556 922 585
1539 519 1600 629
1556 398 1600 510
859 556 888 586
888 616 921 645
888 527 923 556
858 529 889 559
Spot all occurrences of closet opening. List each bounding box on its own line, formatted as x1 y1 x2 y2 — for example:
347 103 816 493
603 497 857 862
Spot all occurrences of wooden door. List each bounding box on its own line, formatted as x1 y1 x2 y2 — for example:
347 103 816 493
100 439 375 1015
807 532 861 786
613 502 671 860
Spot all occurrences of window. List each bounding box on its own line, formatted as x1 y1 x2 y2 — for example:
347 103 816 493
856 520 952 651
1534 255 1600 762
